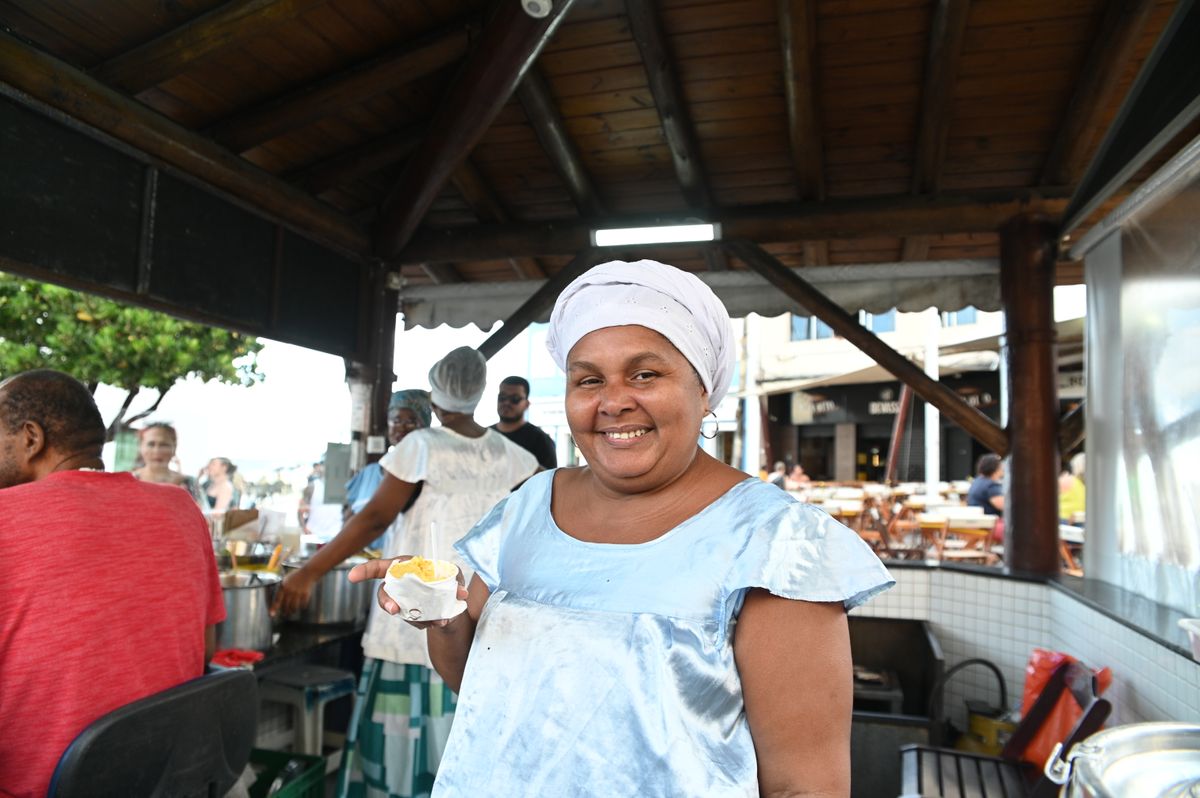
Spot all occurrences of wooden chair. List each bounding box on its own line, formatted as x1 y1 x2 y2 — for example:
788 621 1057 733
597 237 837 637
940 515 1001 565
899 661 1111 798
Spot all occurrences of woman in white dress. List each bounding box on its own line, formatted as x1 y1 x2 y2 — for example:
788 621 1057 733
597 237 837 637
274 346 538 798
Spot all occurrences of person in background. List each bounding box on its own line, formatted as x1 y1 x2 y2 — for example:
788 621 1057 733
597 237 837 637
343 389 433 549
768 460 787 488
967 453 1006 542
785 463 811 491
966 453 1005 516
491 375 556 470
274 347 537 798
351 260 892 797
1059 452 1086 523
131 421 204 504
203 456 240 513
0 370 224 798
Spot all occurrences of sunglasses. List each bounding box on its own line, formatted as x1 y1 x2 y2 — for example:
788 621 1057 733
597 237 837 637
497 393 527 404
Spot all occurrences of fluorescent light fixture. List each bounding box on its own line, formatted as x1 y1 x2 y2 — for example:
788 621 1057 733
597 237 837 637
590 223 720 247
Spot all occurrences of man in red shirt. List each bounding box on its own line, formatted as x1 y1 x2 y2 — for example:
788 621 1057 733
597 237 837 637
0 370 226 798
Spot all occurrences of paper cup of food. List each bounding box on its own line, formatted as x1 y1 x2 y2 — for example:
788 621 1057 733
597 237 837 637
383 556 466 622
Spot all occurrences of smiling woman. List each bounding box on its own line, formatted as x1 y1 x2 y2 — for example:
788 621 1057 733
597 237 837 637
351 260 894 797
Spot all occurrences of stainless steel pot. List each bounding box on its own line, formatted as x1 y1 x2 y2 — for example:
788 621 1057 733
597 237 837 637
216 571 280 651
1048 723 1200 797
282 557 371 625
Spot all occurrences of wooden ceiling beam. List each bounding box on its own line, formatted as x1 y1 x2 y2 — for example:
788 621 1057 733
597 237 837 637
778 0 824 202
516 67 606 218
92 0 327 94
397 190 1070 263
1040 0 1158 187
374 0 577 259
0 31 368 255
625 0 713 211
450 159 547 279
903 0 969 261
209 24 470 153
283 127 423 195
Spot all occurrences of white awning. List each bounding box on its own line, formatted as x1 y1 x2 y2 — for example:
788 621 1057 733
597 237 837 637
398 259 1000 330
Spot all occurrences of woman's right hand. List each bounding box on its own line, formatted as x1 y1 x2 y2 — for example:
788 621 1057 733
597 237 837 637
348 556 469 629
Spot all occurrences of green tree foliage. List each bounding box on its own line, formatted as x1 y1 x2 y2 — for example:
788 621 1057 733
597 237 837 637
0 273 265 438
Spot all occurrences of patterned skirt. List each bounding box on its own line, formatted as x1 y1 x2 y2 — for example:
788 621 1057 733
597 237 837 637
340 659 457 798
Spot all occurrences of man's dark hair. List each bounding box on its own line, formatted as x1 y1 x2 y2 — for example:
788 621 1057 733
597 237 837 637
0 369 105 453
500 376 531 396
976 453 1002 478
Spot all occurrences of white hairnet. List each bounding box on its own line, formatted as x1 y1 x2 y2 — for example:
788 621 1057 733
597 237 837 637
545 259 735 407
428 346 488 413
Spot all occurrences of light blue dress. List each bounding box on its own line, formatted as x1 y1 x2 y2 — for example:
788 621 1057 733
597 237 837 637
435 471 893 797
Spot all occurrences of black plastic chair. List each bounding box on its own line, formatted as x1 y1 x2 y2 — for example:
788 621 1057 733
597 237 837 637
47 670 258 798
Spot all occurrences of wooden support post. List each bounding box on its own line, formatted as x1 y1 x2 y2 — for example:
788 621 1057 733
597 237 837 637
477 249 601 360
885 384 914 484
1000 214 1060 574
728 239 1008 455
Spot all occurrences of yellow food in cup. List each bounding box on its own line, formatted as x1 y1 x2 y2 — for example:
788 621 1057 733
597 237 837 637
388 556 440 582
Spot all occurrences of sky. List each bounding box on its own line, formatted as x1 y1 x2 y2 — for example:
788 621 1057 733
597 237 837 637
97 319 528 480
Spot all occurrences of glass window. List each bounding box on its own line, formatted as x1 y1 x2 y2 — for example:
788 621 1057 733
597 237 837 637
861 309 897 333
942 306 978 326
790 314 811 341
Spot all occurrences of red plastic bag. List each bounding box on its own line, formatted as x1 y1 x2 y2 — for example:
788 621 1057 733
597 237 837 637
1017 648 1112 767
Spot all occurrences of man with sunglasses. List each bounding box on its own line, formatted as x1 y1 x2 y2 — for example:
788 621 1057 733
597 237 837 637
492 376 557 470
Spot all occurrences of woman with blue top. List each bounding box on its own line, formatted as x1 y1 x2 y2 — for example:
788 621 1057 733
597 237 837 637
343 389 433 549
352 260 893 797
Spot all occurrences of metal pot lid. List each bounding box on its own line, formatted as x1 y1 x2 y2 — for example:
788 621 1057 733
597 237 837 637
1069 723 1200 797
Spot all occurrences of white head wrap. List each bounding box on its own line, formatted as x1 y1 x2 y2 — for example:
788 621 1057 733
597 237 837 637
428 346 487 413
545 259 735 407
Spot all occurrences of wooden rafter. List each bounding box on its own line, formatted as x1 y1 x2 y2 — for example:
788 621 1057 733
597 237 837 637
477 249 603 360
208 25 469 153
397 190 1069 262
903 0 970 261
778 0 824 201
625 0 728 270
1040 0 1158 187
421 263 464 284
0 31 368 255
778 0 827 266
450 160 547 280
92 0 326 93
728 239 1008 456
284 128 422 195
373 0 578 259
516 67 605 218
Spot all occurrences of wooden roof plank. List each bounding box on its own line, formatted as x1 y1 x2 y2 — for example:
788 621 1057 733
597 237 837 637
93 0 327 93
208 23 469 153
1040 0 1159 186
373 0 578 258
